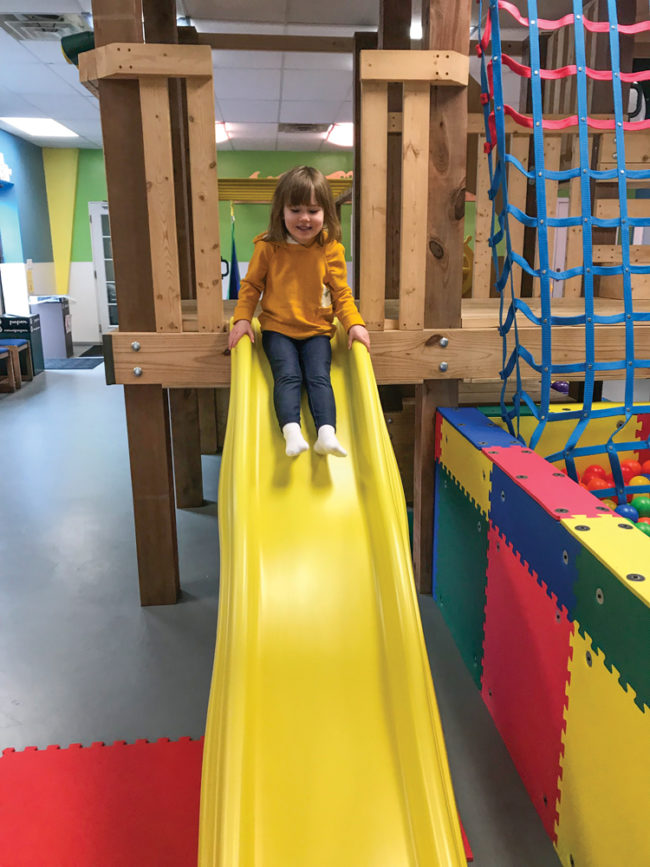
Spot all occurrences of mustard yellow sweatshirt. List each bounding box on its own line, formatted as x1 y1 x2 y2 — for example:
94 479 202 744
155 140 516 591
233 234 365 339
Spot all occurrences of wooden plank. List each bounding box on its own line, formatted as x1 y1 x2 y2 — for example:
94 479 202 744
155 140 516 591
215 387 230 451
109 322 650 385
359 80 388 330
563 134 587 297
508 134 529 296
186 75 223 331
218 177 352 203
360 50 469 85
79 42 213 82
399 81 430 329
472 134 492 298
467 113 614 135
414 380 456 593
123 384 180 605
195 33 354 53
139 77 183 332
169 387 204 508
598 274 650 298
595 199 650 219
198 388 219 453
532 136 561 297
596 131 650 170
593 244 650 264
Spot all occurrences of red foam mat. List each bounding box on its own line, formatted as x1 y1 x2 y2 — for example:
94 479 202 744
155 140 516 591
0 737 473 864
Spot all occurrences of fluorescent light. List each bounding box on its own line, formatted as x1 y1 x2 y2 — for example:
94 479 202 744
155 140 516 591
410 20 423 40
325 123 353 148
215 122 230 143
0 117 78 138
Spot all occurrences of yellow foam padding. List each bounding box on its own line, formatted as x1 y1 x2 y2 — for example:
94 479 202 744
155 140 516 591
42 148 79 295
492 404 640 474
555 628 650 867
438 417 493 517
198 321 466 866
561 515 650 608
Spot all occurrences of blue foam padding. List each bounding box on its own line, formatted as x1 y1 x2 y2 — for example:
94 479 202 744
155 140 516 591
438 406 520 450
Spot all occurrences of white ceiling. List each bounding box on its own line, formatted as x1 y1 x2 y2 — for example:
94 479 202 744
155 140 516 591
0 1 576 151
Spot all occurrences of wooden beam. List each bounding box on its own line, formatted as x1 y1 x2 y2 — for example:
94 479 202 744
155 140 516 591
139 77 183 332
472 134 492 298
169 387 203 507
194 33 354 53
399 81 430 329
186 75 223 331
92 0 179 606
360 50 469 85
359 81 388 330
353 30 378 301
79 42 213 82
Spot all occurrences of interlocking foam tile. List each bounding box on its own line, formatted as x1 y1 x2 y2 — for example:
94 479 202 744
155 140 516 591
561 515 650 712
433 462 489 688
482 525 573 842
556 629 650 867
0 737 202 866
437 407 520 450
489 465 581 616
488 403 640 476
438 417 494 517
485 445 609 520
435 410 444 461
635 412 650 465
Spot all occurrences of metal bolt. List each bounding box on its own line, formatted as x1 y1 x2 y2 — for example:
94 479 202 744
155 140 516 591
626 573 646 582
500 490 506 502
596 588 604 604
439 361 448 372
131 341 141 352
133 367 143 377
586 650 593 667
562 550 569 565
575 524 591 531
439 336 449 348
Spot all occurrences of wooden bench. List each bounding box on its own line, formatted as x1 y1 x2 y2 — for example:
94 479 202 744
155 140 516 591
0 338 34 389
0 347 17 393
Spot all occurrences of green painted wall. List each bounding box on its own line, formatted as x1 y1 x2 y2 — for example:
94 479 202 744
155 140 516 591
71 149 107 262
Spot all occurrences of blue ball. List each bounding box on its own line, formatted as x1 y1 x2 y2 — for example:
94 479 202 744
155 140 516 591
615 503 639 523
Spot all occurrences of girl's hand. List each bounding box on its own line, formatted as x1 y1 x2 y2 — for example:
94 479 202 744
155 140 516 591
228 319 254 350
348 324 370 351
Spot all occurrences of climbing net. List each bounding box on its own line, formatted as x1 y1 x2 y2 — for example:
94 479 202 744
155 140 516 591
477 0 650 503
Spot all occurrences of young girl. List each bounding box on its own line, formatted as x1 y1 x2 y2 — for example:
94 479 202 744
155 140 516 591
228 166 371 457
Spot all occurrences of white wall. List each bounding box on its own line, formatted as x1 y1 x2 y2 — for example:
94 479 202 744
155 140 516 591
68 261 101 344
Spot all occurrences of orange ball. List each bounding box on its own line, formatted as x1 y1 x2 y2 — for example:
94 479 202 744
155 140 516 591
587 477 610 492
638 517 650 525
621 459 642 477
641 460 650 476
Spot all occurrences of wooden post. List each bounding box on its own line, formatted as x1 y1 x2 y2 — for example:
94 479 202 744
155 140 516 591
416 0 469 593
379 0 412 300
93 0 180 604
353 31 378 299
143 0 203 510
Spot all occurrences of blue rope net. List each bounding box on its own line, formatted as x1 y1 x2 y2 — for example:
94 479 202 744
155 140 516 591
477 0 650 504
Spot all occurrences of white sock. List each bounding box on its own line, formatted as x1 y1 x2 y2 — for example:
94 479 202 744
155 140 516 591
314 425 347 457
282 422 309 457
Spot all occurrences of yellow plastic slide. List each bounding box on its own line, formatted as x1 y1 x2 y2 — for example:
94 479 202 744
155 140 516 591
198 320 466 866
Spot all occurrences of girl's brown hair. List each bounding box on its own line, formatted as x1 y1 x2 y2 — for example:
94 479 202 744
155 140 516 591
265 165 342 245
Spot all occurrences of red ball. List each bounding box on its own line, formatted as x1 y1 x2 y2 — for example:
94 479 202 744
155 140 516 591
582 464 607 484
641 460 650 476
621 459 642 477
621 465 636 483
638 517 650 525
587 477 610 492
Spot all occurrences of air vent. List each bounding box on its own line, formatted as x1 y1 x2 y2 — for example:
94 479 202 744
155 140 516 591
278 123 330 134
0 13 90 41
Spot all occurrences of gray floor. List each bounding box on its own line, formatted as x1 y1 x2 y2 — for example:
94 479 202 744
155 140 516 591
0 362 559 866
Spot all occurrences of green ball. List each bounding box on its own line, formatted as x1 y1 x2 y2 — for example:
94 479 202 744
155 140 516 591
630 496 650 518
636 522 650 538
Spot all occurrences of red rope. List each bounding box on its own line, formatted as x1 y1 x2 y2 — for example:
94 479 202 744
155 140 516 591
491 104 650 133
499 52 650 83
499 0 650 34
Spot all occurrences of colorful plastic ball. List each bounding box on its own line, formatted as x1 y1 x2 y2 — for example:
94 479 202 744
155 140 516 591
641 460 650 476
621 465 636 483
621 459 642 477
615 503 639 522
630 496 650 518
628 475 649 489
638 517 650 525
601 499 617 510
636 522 650 538
582 464 607 483
586 477 609 493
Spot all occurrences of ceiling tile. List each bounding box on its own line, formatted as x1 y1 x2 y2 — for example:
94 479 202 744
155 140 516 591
335 102 353 122
0 88 42 116
282 69 351 102
286 0 378 26
213 67 281 101
279 100 341 124
20 39 72 64
49 61 96 96
219 99 278 123
0 29 42 64
187 0 288 24
227 122 278 140
61 118 102 139
213 50 282 69
283 52 353 72
20 92 98 119
231 137 278 151
3 63 77 95
276 132 329 151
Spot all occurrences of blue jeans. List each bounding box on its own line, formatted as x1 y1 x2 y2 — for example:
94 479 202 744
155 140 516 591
262 330 336 431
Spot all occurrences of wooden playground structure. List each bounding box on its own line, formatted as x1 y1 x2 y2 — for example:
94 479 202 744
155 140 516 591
85 0 649 605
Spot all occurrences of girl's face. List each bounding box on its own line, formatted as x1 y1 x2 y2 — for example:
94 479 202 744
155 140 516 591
283 195 324 245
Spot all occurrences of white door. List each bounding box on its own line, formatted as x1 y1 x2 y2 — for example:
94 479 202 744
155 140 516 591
88 201 117 335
